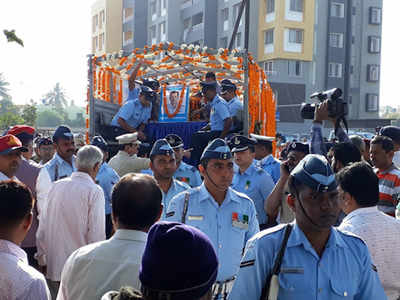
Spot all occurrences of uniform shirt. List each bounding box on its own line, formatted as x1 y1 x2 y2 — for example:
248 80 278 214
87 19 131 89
210 95 230 131
128 88 139 102
393 151 400 169
375 164 400 215
167 184 259 281
161 179 189 220
96 162 120 215
108 151 150 177
0 239 51 300
111 98 152 129
227 96 243 118
339 207 400 300
57 230 147 300
256 154 281 184
229 223 387 300
231 163 274 225
36 172 105 281
45 153 76 182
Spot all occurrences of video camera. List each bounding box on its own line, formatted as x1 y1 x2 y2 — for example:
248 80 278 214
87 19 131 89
300 88 348 133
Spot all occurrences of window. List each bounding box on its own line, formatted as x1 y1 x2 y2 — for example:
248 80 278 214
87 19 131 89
370 7 382 24
289 29 303 44
367 64 380 82
331 3 344 18
328 63 343 78
366 94 379 112
220 37 228 49
150 1 156 16
290 0 303 12
329 33 344 48
150 25 156 44
99 33 104 51
92 36 98 51
123 8 133 21
181 0 192 9
266 0 275 13
236 32 242 48
184 18 191 30
350 65 354 74
92 15 98 32
352 6 356 15
123 31 133 45
192 12 203 26
222 8 229 21
264 29 274 45
368 36 381 53
264 61 274 73
233 3 243 26
288 60 302 77
99 10 105 28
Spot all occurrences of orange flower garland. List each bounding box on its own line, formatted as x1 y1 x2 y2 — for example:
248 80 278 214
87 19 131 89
163 84 186 119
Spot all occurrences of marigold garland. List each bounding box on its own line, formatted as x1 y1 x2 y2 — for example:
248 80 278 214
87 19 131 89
163 84 186 118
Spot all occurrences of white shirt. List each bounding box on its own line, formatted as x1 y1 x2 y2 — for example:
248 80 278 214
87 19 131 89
393 151 400 168
36 171 106 281
57 229 147 300
339 206 400 300
0 239 51 300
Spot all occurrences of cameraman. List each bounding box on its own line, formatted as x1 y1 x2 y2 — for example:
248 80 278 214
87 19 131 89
311 100 349 156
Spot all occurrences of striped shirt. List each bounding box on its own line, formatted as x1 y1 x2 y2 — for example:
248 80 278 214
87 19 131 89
376 164 400 215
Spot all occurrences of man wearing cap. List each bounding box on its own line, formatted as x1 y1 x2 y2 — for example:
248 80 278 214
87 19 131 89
251 133 281 184
37 137 55 165
266 142 310 226
380 126 400 168
57 174 163 300
230 135 275 230
110 85 154 141
139 222 219 300
91 136 120 238
0 134 28 181
6 125 52 268
45 125 76 182
73 133 86 154
166 133 202 187
191 81 233 166
221 79 243 133
149 139 189 219
230 154 387 300
108 133 150 176
167 138 259 299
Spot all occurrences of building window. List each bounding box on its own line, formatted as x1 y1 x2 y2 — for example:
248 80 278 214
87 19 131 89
264 60 274 74
233 3 243 26
192 12 203 26
92 15 98 33
289 29 303 44
331 2 344 18
328 62 343 78
366 94 379 112
350 65 354 74
266 0 275 13
329 33 344 48
368 36 381 53
264 29 274 45
159 22 166 41
352 6 356 15
123 31 133 46
99 10 105 28
150 25 156 44
235 32 242 49
161 0 167 15
370 7 382 25
99 33 104 51
290 0 303 12
150 1 157 18
367 64 380 82
222 8 229 31
220 37 228 49
123 8 134 21
288 60 302 77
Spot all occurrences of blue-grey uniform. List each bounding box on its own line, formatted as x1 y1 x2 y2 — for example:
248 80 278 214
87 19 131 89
166 139 259 282
165 133 202 187
96 162 120 215
149 138 190 219
45 126 76 182
227 96 243 118
229 154 387 300
230 136 275 226
210 95 230 131
111 97 152 129
229 224 387 300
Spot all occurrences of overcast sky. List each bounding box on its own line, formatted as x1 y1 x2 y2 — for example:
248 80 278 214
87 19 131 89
0 0 398 108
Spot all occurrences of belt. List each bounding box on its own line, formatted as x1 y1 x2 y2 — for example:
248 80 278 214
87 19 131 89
212 277 235 300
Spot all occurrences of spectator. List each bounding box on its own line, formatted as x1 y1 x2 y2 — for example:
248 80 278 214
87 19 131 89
139 222 218 300
337 162 400 300
379 126 400 168
36 145 106 298
0 180 50 299
370 136 400 216
0 135 27 180
57 174 162 300
331 142 361 173
37 137 55 165
349 135 368 163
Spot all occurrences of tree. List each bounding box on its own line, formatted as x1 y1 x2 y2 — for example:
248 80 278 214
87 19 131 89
0 73 11 101
0 98 18 115
21 104 37 126
0 112 24 130
37 110 64 127
43 83 69 115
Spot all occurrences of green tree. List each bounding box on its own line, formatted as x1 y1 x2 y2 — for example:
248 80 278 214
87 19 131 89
0 112 24 130
21 104 37 126
43 83 69 116
0 98 18 114
0 73 11 101
37 110 64 127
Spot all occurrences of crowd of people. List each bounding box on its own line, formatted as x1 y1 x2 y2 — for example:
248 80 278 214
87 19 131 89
1 73 400 300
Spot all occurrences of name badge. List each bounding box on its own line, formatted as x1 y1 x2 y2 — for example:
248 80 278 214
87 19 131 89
232 212 249 230
188 215 204 221
280 267 304 274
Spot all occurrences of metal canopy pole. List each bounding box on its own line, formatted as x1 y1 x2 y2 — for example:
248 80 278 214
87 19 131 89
87 54 95 137
243 0 250 135
228 0 247 51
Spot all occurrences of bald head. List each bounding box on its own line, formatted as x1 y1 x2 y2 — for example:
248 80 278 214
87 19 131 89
111 174 162 232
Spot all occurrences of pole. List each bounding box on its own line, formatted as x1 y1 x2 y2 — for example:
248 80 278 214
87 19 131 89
243 0 250 135
228 0 247 51
244 0 250 50
88 55 95 137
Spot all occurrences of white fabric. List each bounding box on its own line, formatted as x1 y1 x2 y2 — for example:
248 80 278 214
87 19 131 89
0 239 51 300
57 229 147 300
393 151 400 168
36 167 52 218
0 172 17 181
339 206 400 300
36 171 105 281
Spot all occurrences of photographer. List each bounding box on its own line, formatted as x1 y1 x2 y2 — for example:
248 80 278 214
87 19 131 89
311 100 349 156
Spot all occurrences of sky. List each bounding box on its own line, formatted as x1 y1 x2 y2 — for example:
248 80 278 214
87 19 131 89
0 0 399 108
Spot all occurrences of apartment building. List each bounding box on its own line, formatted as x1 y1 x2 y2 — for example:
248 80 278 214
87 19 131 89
122 0 148 52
